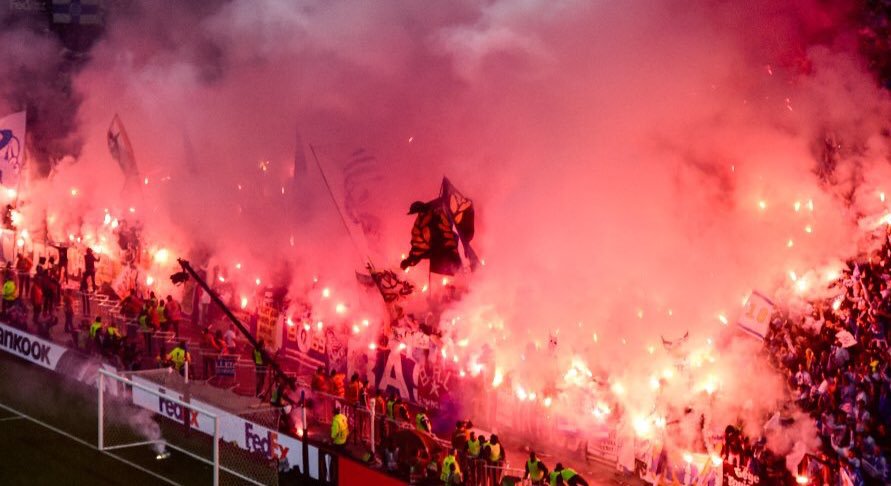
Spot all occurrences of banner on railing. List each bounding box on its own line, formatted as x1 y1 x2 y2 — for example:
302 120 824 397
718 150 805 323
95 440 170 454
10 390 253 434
130 375 310 476
215 355 237 377
722 460 761 485
0 321 69 369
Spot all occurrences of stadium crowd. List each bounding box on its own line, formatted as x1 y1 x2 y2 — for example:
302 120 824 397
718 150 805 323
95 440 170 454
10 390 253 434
4 231 891 485
759 237 891 485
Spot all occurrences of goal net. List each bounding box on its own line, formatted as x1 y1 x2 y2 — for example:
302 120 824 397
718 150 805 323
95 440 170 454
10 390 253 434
98 368 274 486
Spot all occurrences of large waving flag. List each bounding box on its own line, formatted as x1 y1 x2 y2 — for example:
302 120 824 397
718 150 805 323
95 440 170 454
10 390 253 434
441 177 480 269
400 177 480 275
0 111 26 188
107 114 140 182
342 148 383 244
310 144 385 258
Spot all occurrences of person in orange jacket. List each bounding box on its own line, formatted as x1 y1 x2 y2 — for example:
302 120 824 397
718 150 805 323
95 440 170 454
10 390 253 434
329 369 346 398
311 366 329 393
345 373 363 404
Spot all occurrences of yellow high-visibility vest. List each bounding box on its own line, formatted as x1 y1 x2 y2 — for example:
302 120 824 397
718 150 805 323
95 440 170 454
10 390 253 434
527 459 544 481
488 443 502 462
331 413 348 445
167 347 187 370
440 454 460 481
2 281 16 301
549 468 578 486
467 438 481 457
415 413 429 431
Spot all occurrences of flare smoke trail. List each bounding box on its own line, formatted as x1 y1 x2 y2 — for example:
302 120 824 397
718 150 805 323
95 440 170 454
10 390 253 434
2 0 891 460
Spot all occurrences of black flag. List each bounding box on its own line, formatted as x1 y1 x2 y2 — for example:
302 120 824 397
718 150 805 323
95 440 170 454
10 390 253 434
399 177 479 275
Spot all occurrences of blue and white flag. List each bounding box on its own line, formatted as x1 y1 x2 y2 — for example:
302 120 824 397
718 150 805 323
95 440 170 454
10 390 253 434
0 111 26 188
52 0 102 25
107 114 140 182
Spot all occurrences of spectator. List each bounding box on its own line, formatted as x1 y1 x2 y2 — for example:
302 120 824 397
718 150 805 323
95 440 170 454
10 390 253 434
120 291 142 318
79 274 91 315
83 248 99 292
29 280 43 327
49 242 70 283
15 253 31 298
164 295 181 337
63 290 76 347
311 366 329 393
329 369 345 398
223 324 238 354
345 373 362 404
415 408 431 433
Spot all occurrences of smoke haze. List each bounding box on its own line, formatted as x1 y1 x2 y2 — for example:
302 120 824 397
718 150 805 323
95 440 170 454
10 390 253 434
4 0 891 456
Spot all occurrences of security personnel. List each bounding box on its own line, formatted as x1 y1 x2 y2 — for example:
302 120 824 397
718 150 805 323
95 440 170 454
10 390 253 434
2 277 16 313
468 432 482 458
89 316 103 339
487 434 503 463
386 393 397 419
165 340 191 374
486 434 505 485
440 448 461 482
106 321 122 340
331 405 349 448
105 321 122 352
253 339 267 397
525 451 548 484
415 409 431 433
549 463 587 486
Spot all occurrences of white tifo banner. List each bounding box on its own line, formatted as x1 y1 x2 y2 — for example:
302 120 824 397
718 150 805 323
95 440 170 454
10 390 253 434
0 322 67 370
737 291 774 340
131 376 314 477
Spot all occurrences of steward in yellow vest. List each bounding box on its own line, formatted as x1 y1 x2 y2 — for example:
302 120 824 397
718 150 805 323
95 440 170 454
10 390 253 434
525 451 548 484
331 406 349 446
440 448 461 482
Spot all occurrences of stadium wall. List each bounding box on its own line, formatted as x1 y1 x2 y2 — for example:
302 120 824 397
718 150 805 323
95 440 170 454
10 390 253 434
0 320 405 485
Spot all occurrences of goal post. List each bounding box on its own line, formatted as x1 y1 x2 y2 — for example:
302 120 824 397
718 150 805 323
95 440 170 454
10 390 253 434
98 369 223 485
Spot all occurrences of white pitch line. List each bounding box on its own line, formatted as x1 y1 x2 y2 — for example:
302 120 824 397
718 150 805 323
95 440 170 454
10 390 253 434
0 401 179 486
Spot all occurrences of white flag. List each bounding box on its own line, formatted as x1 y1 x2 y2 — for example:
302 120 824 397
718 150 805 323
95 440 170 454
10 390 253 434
737 291 774 339
0 111 26 188
836 330 857 348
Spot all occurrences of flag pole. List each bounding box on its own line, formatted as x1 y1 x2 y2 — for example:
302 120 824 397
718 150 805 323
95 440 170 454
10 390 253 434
11 122 27 262
308 144 395 307
308 144 368 267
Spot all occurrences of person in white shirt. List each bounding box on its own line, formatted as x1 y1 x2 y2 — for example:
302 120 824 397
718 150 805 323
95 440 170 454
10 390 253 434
224 324 238 354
